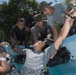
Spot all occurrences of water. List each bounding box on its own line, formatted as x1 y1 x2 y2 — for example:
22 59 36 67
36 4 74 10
10 68 20 75
62 34 76 59
49 60 76 75
11 62 23 73
3 35 76 75
49 34 76 75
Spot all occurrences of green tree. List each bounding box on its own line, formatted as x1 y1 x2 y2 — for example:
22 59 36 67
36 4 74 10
64 0 73 11
0 0 38 41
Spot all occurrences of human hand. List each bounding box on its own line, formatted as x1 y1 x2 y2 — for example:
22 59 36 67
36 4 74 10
68 8 76 18
65 10 76 27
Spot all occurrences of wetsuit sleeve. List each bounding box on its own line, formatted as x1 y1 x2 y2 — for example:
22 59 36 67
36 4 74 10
10 26 16 48
43 44 57 65
24 30 30 47
61 3 67 12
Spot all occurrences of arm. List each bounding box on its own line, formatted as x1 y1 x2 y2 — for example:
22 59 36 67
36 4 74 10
54 10 76 50
52 25 59 42
47 16 59 41
61 3 68 13
44 10 76 65
13 33 18 45
10 26 18 46
31 28 39 42
24 30 30 47
46 25 53 37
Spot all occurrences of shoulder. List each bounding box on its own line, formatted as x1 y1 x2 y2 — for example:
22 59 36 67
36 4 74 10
12 25 16 28
23 48 34 53
23 48 31 51
11 25 17 30
54 2 62 6
31 26 35 31
54 2 67 9
44 43 57 53
45 44 54 50
31 25 38 31
24 26 29 31
43 21 51 27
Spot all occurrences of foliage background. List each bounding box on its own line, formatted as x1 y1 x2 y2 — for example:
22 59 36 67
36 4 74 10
0 0 38 41
0 0 73 41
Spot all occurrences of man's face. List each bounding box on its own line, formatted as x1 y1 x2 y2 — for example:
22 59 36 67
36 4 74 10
34 41 45 51
17 21 25 30
0 61 10 72
43 6 53 15
0 52 10 73
36 21 43 27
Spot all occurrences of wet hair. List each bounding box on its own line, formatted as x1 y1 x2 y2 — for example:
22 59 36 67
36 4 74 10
0 46 6 53
17 18 25 23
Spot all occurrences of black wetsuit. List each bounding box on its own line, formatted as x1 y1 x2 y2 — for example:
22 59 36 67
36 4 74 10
10 25 30 47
